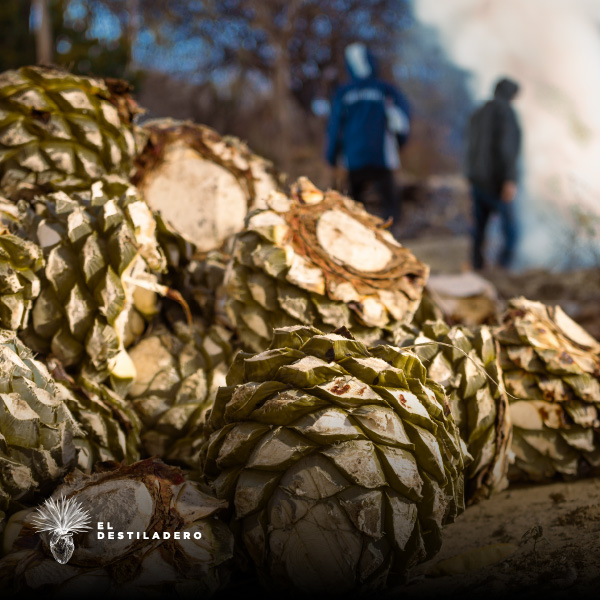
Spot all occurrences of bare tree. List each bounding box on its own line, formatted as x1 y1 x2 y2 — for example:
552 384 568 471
32 0 53 64
125 0 141 70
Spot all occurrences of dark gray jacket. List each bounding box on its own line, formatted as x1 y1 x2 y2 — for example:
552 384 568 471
466 79 521 196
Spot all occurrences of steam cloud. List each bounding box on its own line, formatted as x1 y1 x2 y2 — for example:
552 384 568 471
414 0 600 268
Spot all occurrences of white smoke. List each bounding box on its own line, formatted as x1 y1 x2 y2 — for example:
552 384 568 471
414 0 600 268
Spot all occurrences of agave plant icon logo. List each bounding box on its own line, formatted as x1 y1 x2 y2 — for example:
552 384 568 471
30 495 92 564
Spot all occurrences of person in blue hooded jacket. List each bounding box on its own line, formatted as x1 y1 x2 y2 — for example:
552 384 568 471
326 42 411 223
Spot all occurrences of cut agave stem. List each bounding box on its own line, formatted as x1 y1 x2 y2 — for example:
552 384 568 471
133 118 282 256
225 178 429 352
0 459 234 595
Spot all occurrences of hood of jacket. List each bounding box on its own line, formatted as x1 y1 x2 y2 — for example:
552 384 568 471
344 43 378 80
494 78 519 101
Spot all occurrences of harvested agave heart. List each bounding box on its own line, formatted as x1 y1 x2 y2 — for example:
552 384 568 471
0 330 79 527
0 459 234 597
0 65 141 198
0 332 139 534
16 176 166 388
177 250 229 323
47 358 141 471
225 177 429 352
495 297 600 481
399 321 511 503
200 325 466 594
126 308 233 466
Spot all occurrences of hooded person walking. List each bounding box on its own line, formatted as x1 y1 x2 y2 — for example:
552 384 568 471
466 77 521 270
325 43 411 225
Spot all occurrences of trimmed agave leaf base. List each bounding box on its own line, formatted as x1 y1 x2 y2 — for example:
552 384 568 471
496 298 600 481
201 325 466 593
399 321 512 503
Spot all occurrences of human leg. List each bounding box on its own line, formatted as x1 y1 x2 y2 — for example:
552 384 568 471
497 200 518 268
472 186 492 270
373 169 397 223
348 169 368 206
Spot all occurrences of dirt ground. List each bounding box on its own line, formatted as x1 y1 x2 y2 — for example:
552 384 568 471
390 477 600 600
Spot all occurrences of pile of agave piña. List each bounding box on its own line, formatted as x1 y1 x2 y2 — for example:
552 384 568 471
0 65 599 598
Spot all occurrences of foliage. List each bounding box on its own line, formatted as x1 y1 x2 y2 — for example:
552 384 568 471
0 1 134 80
51 0 132 80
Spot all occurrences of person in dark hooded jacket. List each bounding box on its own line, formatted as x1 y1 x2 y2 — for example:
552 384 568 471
326 43 410 223
465 77 521 270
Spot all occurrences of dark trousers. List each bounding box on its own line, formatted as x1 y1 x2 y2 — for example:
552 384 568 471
348 167 397 223
471 185 518 269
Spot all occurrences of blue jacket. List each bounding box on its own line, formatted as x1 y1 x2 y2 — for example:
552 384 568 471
326 44 411 171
